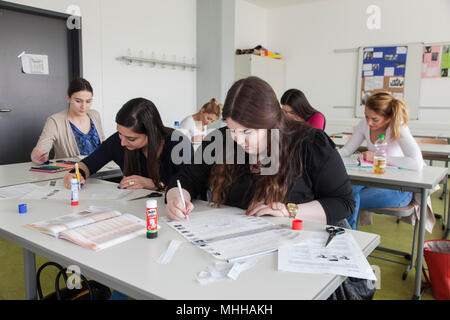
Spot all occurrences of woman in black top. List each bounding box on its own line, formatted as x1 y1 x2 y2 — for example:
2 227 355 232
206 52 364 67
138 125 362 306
165 77 354 225
63 97 192 190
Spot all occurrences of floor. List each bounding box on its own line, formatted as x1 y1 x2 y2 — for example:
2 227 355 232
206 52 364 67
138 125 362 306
360 185 448 300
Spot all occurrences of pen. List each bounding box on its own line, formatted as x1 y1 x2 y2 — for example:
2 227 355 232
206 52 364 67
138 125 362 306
176 179 189 220
75 163 81 190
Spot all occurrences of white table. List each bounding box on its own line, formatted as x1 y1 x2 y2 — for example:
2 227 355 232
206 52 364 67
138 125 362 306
332 137 450 158
0 159 122 188
333 136 450 238
346 165 448 299
0 188 380 300
330 127 450 143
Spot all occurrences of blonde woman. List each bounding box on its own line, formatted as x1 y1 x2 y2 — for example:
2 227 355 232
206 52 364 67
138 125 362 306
178 98 222 144
338 92 424 229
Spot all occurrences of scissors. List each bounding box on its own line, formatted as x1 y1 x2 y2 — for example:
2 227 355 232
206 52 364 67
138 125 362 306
325 226 345 247
128 192 163 201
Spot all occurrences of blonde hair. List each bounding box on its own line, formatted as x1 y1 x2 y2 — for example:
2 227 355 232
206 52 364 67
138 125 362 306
200 98 223 118
366 92 409 140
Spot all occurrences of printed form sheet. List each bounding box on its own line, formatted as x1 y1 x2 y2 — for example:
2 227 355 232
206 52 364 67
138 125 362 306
21 179 131 200
278 231 376 281
166 207 304 261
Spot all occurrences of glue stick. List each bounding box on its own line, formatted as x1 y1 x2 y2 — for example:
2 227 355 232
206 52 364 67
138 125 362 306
70 178 79 206
146 200 158 239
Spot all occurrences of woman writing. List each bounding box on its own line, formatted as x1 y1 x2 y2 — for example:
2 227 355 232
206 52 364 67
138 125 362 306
178 98 222 144
338 92 424 229
63 97 192 190
165 77 354 227
31 77 105 164
280 88 326 130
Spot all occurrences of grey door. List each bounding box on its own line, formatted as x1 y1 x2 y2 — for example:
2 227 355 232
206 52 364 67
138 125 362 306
0 2 81 165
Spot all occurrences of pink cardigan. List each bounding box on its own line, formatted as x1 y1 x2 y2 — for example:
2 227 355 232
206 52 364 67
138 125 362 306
307 112 325 130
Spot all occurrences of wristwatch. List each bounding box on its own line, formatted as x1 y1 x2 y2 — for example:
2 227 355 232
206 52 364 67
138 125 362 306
286 203 298 219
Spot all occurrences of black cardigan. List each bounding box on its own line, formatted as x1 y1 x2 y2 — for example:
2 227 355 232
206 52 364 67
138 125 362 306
82 131 192 186
167 127 355 225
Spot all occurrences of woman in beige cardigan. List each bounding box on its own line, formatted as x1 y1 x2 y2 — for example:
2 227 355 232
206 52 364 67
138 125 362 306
30 77 105 164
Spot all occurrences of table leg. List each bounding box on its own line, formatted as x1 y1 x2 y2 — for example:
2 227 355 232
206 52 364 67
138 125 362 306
412 189 428 300
443 173 448 229
444 198 450 238
23 249 37 300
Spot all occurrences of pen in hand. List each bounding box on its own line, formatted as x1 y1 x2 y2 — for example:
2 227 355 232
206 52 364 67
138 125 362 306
176 179 189 220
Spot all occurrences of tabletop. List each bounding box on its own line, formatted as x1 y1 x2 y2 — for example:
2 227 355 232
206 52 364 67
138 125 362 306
0 158 121 188
0 189 380 300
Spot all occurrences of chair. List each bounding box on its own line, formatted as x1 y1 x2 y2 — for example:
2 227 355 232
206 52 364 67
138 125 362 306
366 202 418 280
414 137 449 228
342 134 368 152
414 137 448 166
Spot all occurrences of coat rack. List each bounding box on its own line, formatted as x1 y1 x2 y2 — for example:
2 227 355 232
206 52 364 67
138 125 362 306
116 50 198 71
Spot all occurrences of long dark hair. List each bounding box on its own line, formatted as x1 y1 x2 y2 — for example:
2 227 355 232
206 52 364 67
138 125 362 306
280 88 325 129
209 76 313 210
115 98 172 190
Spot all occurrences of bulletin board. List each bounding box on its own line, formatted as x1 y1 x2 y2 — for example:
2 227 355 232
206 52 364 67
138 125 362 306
355 43 422 119
422 44 450 78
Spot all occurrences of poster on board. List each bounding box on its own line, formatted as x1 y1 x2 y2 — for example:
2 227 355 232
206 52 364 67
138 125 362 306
360 46 407 106
441 45 450 78
422 46 442 78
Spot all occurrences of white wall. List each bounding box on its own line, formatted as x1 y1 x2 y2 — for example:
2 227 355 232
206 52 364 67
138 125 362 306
237 0 450 126
235 0 268 49
7 0 197 136
197 0 235 108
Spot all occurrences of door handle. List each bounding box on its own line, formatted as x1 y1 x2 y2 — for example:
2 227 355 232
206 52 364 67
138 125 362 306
0 109 12 112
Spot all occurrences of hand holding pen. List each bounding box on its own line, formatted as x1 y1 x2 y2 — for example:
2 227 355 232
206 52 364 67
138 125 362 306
31 149 49 164
165 183 194 221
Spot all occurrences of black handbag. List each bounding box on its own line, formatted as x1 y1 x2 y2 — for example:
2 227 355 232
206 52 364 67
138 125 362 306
36 261 111 300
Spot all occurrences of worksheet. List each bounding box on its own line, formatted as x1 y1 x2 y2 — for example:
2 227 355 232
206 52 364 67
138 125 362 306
0 183 39 200
278 231 376 281
166 208 304 261
21 179 131 200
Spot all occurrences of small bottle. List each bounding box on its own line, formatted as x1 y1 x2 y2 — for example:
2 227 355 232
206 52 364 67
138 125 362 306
146 200 158 239
70 178 79 206
174 121 180 129
373 135 387 174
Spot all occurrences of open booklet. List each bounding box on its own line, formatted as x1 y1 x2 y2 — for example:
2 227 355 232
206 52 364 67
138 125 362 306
342 156 399 169
26 209 146 251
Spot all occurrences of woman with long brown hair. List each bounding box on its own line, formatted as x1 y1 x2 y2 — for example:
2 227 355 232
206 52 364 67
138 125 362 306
63 97 192 190
165 76 354 226
280 88 326 130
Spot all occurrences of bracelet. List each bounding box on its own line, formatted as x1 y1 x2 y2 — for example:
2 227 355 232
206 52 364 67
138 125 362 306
286 203 298 219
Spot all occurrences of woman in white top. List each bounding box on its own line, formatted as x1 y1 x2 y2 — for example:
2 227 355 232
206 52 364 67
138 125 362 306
178 98 222 144
338 92 424 229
